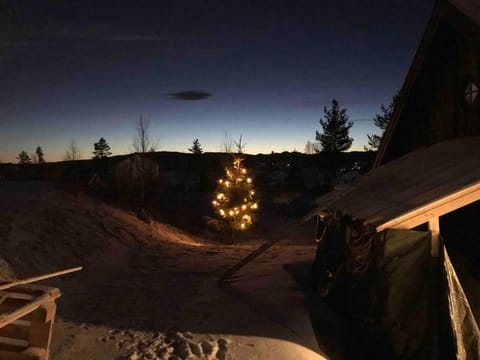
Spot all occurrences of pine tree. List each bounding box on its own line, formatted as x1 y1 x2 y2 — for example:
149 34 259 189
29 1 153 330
315 99 353 152
92 137 112 159
188 139 203 154
213 157 258 233
17 150 31 164
365 93 398 151
35 146 45 163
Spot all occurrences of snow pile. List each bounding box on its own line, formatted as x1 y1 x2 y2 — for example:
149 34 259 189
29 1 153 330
100 329 230 360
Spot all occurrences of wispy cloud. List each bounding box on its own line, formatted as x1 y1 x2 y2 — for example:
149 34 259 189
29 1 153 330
165 90 212 101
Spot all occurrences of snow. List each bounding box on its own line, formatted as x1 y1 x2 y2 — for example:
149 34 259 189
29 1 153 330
0 181 328 359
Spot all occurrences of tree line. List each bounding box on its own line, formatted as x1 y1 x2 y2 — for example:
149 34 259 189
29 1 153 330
305 93 397 154
13 96 397 164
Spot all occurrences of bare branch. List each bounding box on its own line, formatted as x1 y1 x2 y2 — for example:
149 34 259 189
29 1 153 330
234 134 246 154
133 114 158 153
64 140 80 161
221 130 233 153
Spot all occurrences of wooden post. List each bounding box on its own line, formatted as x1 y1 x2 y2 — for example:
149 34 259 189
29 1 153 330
429 217 440 257
27 299 57 360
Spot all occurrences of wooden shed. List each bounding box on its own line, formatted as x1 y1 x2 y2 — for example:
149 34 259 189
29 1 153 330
115 153 159 193
308 137 480 359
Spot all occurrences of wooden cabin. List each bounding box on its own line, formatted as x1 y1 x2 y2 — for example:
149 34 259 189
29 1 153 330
370 0 480 328
115 153 159 193
374 0 480 167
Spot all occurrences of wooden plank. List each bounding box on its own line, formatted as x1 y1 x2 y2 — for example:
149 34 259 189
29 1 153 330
0 336 28 349
0 323 30 342
219 238 282 283
429 217 440 257
0 292 34 301
29 302 56 357
0 349 25 360
0 294 50 328
376 181 480 231
12 320 30 327
0 267 82 291
0 347 44 360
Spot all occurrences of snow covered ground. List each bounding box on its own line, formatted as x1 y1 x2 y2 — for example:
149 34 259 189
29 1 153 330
0 181 329 359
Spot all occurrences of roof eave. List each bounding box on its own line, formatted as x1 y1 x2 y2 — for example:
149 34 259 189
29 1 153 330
372 1 447 169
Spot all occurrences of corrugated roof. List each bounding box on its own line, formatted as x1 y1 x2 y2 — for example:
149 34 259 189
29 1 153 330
309 137 480 230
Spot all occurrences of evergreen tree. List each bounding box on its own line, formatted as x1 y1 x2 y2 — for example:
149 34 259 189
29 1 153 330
92 137 112 159
17 150 31 164
365 93 398 151
315 99 353 152
188 139 203 154
213 157 257 234
35 146 45 163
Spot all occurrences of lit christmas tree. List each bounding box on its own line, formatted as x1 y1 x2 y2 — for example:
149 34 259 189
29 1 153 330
213 157 258 233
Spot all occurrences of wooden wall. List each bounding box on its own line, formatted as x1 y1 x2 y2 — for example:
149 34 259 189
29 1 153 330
383 4 480 164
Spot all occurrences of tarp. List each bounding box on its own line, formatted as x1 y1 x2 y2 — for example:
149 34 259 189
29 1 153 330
312 221 480 359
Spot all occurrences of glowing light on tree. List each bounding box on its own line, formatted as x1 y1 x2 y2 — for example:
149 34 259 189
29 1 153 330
213 157 258 231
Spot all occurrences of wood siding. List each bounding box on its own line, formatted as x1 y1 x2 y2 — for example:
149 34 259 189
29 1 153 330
382 4 480 164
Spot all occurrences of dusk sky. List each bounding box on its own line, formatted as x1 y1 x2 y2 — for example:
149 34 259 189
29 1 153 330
0 0 433 162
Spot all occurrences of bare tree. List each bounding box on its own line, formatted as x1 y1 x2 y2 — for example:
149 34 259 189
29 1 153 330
133 114 158 153
221 130 233 153
304 140 319 154
234 134 246 154
64 140 81 161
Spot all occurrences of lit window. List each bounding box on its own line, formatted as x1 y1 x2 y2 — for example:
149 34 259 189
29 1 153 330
465 81 479 104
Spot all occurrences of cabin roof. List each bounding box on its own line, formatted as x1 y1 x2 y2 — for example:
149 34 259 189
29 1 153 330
308 137 480 231
450 0 480 26
373 0 480 168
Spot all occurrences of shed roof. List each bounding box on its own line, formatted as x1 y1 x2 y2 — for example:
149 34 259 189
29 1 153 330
308 137 480 231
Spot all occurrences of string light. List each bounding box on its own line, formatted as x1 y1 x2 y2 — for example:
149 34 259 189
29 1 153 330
213 157 258 231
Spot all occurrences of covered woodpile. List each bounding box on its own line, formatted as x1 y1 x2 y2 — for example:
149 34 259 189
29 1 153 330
307 137 480 359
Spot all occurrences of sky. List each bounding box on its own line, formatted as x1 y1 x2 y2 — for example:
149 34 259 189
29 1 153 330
0 0 433 162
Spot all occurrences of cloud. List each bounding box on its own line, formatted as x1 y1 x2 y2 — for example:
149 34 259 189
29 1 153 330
165 90 212 101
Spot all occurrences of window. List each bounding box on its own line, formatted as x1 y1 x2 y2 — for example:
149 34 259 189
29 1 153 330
464 81 479 104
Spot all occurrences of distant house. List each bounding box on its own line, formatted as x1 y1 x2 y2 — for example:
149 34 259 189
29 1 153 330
115 153 159 192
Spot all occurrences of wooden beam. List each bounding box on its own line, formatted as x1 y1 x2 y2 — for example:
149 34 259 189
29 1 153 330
428 217 440 257
0 267 82 292
376 181 480 231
